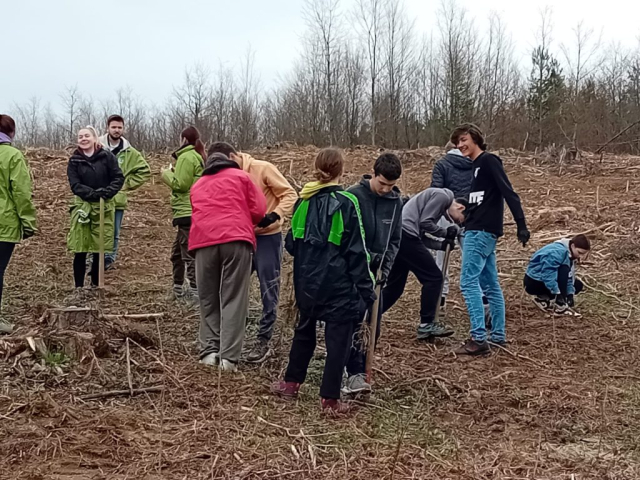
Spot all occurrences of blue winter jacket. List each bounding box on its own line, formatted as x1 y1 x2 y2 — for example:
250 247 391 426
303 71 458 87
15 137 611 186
526 241 575 295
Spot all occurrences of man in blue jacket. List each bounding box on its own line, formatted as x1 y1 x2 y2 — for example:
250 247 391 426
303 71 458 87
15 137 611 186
524 235 590 313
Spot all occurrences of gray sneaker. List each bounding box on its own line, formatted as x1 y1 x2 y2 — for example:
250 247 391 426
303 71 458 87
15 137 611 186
0 318 14 335
246 340 272 364
342 374 372 395
417 322 454 339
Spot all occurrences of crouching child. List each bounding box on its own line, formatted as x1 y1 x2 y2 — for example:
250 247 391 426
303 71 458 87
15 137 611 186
524 234 590 314
272 148 376 415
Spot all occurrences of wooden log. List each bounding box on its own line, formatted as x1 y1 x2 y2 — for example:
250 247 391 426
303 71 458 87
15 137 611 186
102 313 164 321
79 386 164 401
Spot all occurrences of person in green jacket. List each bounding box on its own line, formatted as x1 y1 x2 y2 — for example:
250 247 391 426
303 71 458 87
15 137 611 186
161 126 205 300
0 115 37 334
99 115 151 269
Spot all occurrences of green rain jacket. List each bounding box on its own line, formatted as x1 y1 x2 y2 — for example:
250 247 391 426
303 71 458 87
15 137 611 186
99 135 151 210
161 145 204 220
0 143 37 243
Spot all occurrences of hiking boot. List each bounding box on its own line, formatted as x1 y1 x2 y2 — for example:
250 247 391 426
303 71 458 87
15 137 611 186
168 284 184 301
532 296 552 312
342 374 372 395
454 338 490 356
417 322 454 340
271 380 301 398
321 398 351 415
0 319 14 335
199 352 220 366
246 339 272 364
489 338 508 347
220 359 238 372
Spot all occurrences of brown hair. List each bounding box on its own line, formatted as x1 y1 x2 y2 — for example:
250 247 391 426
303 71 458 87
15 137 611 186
0 114 16 138
450 123 488 151
314 148 344 183
570 234 591 251
107 114 125 126
181 126 206 161
208 141 237 158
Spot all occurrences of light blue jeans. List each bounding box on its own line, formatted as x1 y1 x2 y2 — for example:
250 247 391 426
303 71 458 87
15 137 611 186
105 209 124 265
460 230 505 343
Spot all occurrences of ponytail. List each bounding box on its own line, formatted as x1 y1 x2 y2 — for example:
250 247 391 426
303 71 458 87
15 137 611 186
194 139 206 163
179 126 206 163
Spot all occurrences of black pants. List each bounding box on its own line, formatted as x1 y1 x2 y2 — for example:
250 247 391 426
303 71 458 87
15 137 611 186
284 313 355 400
74 253 99 288
0 242 16 311
524 266 584 297
382 232 443 324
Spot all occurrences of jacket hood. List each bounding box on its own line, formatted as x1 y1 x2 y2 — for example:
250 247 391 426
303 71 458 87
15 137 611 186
443 151 473 171
237 152 255 172
300 181 342 199
172 144 195 160
99 134 131 152
359 175 401 200
203 154 241 175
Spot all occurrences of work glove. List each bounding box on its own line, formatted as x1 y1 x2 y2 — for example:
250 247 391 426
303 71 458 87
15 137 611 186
22 229 35 240
555 294 567 307
445 225 460 240
566 294 575 308
442 238 456 251
376 271 387 288
257 212 281 228
516 220 530 247
94 188 108 199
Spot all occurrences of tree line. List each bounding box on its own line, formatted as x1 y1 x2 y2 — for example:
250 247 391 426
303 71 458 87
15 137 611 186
10 0 640 155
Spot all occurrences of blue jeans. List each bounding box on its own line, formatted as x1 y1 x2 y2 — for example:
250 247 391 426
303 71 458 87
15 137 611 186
460 231 505 343
105 209 124 265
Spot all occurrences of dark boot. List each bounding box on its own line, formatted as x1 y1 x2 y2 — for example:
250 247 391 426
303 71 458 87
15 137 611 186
454 338 490 356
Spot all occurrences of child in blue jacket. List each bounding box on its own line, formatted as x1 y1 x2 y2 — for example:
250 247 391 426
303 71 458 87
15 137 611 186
524 234 591 313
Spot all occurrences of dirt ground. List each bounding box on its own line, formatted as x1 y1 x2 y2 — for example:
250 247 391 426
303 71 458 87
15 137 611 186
1 145 639 480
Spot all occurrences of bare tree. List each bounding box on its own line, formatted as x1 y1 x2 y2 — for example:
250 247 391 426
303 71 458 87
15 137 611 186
60 85 82 141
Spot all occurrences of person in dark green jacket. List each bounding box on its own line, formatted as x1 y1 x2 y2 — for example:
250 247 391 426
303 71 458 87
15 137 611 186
99 115 151 269
161 126 205 300
0 115 37 334
272 148 376 415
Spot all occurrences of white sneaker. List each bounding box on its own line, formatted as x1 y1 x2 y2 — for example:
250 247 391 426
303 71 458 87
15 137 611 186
199 353 219 366
220 359 238 372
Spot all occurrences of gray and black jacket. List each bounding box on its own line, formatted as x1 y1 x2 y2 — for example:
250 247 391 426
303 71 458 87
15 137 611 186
347 175 403 280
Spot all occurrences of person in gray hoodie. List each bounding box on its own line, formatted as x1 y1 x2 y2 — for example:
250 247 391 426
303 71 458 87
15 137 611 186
382 187 467 340
342 153 403 395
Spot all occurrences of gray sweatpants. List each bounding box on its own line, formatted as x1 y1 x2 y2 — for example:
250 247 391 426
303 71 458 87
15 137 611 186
196 241 253 364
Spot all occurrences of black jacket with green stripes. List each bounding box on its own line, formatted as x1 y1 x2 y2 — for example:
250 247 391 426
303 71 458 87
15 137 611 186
285 185 376 321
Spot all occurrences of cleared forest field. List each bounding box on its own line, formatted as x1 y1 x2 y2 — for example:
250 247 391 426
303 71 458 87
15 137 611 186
1 145 639 479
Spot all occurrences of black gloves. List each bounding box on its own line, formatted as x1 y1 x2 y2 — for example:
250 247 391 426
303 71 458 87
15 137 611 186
94 188 109 199
566 294 574 308
445 225 460 240
258 212 281 228
442 238 456 251
516 220 530 246
376 271 387 287
22 229 35 240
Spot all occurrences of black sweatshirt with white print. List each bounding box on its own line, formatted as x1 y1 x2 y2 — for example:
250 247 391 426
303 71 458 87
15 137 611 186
464 151 525 237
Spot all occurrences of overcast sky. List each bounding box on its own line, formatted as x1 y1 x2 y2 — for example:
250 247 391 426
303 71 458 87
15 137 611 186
2 0 638 113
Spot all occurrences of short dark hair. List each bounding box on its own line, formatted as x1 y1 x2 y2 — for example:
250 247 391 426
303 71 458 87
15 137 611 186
374 153 402 181
0 114 16 138
208 141 237 158
107 114 125 126
570 234 591 251
450 123 487 151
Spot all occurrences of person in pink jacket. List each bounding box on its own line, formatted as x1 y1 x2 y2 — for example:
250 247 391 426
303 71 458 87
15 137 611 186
189 152 267 372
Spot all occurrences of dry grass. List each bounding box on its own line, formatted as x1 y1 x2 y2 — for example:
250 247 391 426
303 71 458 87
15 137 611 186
0 145 639 479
